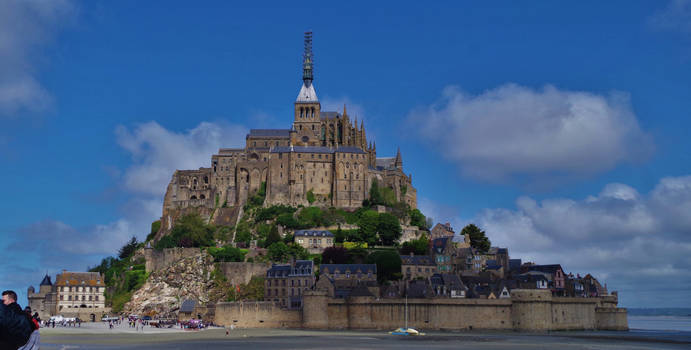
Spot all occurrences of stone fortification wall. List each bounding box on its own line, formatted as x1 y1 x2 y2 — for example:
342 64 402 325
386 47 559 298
596 307 628 331
217 289 628 331
58 307 112 322
143 247 201 272
316 296 512 330
215 302 301 328
217 262 270 286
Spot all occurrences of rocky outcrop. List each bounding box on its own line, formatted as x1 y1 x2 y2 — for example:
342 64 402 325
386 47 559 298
124 251 219 317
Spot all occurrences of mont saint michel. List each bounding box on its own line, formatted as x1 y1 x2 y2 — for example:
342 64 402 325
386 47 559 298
5 2 691 349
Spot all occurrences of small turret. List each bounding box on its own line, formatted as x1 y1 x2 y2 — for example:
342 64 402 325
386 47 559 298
395 147 403 169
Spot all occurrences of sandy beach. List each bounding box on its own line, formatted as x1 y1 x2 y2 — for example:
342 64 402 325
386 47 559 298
38 322 691 350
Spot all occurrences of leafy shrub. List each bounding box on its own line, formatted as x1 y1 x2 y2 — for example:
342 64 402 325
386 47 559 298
154 213 215 249
366 250 402 283
276 213 300 229
306 189 316 204
208 246 246 262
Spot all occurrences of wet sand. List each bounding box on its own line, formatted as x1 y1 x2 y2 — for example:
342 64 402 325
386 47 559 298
39 322 691 350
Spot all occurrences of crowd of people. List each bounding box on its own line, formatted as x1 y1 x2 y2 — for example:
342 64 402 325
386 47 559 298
0 290 40 350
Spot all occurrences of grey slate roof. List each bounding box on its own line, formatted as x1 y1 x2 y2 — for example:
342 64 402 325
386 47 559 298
521 264 563 275
180 299 196 313
400 255 436 266
335 146 366 154
248 129 291 138
509 259 522 272
267 260 314 278
432 237 452 254
40 275 52 286
320 111 341 119
271 146 334 154
295 230 333 237
376 157 395 170
320 264 377 275
270 145 366 154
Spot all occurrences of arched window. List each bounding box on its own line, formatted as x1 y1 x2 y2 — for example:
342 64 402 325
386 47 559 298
200 194 206 199
190 195 197 200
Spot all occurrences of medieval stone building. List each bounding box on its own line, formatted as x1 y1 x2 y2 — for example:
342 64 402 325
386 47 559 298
162 32 417 218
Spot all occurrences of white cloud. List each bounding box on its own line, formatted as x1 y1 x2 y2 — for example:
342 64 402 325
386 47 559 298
0 0 75 117
473 175 691 307
409 84 653 182
115 121 247 197
649 0 691 34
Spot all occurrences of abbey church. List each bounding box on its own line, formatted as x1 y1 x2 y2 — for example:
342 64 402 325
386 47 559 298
162 32 416 215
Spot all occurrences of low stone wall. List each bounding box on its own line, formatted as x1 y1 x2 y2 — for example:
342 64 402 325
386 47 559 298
57 307 112 322
215 302 301 328
217 262 270 286
596 307 629 331
143 247 201 272
216 289 628 332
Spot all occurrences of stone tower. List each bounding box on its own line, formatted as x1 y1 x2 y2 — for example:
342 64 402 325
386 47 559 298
293 31 321 146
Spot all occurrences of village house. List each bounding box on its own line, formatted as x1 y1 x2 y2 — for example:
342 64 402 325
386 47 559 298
316 264 378 298
521 264 566 296
431 237 454 273
265 260 314 309
400 255 436 281
294 229 334 254
430 273 467 298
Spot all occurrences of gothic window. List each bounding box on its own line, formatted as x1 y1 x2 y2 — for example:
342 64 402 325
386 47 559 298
311 125 315 130
190 195 197 200
200 194 205 199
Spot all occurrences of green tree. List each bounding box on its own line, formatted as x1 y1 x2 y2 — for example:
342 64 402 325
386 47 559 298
146 220 161 242
368 179 384 206
306 189 316 204
297 206 324 228
267 242 290 262
357 210 379 245
265 224 281 247
377 213 402 245
461 223 491 253
209 246 246 262
366 250 402 283
409 209 427 230
400 234 429 255
321 246 350 264
289 244 310 260
276 213 301 229
118 236 139 259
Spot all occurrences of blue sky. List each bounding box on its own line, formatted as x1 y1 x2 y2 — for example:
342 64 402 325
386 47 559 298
2 0 690 308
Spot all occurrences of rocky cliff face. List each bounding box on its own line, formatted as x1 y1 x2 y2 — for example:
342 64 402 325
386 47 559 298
124 251 220 317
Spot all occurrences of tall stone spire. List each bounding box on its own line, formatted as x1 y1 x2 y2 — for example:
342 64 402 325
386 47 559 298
395 147 403 169
296 31 318 103
302 31 313 87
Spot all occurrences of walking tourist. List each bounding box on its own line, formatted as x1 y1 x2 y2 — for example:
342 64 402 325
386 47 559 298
0 290 33 349
18 306 40 350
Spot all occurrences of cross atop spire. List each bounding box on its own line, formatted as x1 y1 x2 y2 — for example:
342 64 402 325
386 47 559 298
302 31 314 86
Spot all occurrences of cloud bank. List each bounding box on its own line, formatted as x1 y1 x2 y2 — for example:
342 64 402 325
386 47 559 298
0 0 75 117
475 176 691 307
7 121 247 294
649 0 691 34
115 121 247 197
409 84 653 182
